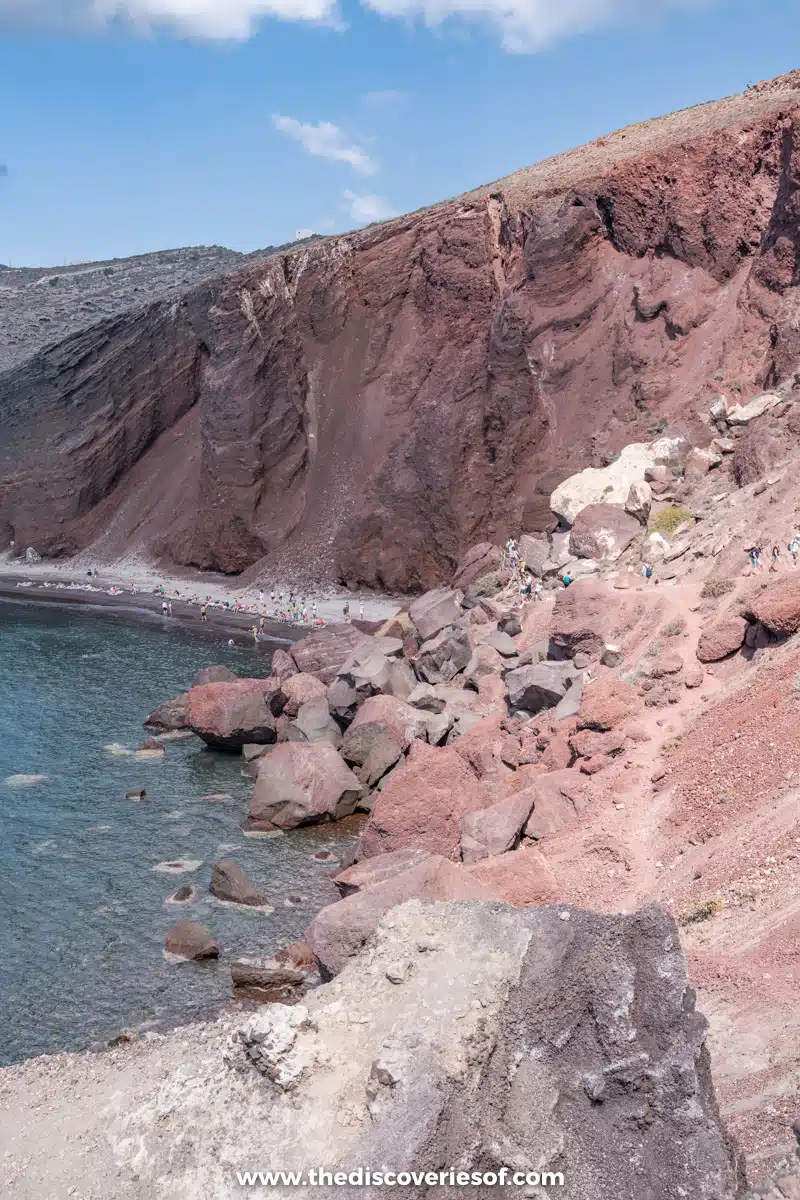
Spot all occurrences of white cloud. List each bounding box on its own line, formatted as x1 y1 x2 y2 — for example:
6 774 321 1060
273 115 378 174
0 0 334 38
360 0 711 52
0 0 713 47
343 189 396 225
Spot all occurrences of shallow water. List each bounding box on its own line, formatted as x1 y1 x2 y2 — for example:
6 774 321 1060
0 602 356 1065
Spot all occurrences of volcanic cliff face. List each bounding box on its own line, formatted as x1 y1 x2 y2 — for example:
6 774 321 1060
6 73 800 590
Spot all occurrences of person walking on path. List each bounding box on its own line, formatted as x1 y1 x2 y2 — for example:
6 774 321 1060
771 545 781 573
791 537 800 566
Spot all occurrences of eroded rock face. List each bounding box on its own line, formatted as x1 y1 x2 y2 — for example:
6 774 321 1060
10 81 800 590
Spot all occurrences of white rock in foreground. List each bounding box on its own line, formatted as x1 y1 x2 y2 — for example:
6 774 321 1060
726 393 780 425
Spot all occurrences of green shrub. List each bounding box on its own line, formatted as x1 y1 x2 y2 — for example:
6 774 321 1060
649 505 693 538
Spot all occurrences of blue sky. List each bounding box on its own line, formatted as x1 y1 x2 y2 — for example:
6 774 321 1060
0 0 796 265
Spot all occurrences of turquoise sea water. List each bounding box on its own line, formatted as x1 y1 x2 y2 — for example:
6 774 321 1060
0 602 356 1065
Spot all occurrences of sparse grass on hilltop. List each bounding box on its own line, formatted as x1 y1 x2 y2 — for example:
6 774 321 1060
649 505 693 539
681 898 724 925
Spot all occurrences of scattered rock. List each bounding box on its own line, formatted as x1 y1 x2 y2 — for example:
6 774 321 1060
577 678 638 731
332 848 434 897
414 626 471 684
292 696 343 748
569 502 643 561
748 575 800 638
522 770 588 840
452 543 502 588
550 580 620 660
144 692 190 731
506 661 579 714
282 673 328 718
460 790 537 863
125 788 147 801
726 392 781 424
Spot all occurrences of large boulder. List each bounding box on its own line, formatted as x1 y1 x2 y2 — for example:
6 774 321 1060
187 681 277 751
726 391 781 424
521 769 589 840
292 696 343 747
341 695 429 770
247 742 362 831
460 790 537 863
327 677 359 724
550 440 680 525
568 503 642 561
210 860 268 907
732 423 784 486
465 844 558 904
144 692 190 731
506 661 580 714
518 533 552 577
270 647 297 683
163 920 219 961
696 614 749 662
289 624 369 683
332 848 434 897
748 575 800 638
305 856 496 976
408 588 463 641
414 626 471 685
577 678 638 731
191 665 237 688
282 673 328 717
550 579 620 660
113 903 742 1200
452 543 502 588
358 741 487 860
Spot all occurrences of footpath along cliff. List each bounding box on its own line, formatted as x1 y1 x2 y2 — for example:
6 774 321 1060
8 72 800 588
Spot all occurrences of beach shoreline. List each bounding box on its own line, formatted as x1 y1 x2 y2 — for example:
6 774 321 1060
0 555 402 649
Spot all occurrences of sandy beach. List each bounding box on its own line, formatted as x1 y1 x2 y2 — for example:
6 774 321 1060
0 552 402 648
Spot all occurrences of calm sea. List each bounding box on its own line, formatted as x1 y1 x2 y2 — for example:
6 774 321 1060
0 601 356 1064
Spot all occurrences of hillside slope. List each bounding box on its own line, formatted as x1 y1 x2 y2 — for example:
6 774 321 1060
5 72 800 590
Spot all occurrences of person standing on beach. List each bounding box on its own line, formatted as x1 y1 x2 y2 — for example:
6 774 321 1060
250 626 259 645
201 604 208 623
312 600 317 622
161 599 169 616
168 600 173 617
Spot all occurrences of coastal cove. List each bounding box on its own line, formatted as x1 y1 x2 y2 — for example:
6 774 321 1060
0 603 359 1065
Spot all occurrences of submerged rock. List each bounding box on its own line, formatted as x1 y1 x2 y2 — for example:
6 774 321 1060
164 920 219 961
210 860 269 908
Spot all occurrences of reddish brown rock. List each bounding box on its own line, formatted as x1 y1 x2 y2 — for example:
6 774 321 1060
748 575 800 638
247 742 362 831
270 648 297 683
210 860 268 907
282 673 328 718
570 728 627 760
408 589 463 641
522 769 589 840
577 678 638 731
289 626 368 684
465 845 558 905
460 790 536 863
164 920 219 961
332 848 433 897
187 680 277 750
144 692 190 731
568 503 642 562
305 854 496 976
341 695 428 766
550 581 621 660
358 741 487 860
191 665 237 688
696 614 748 662
649 652 684 678
452 543 502 587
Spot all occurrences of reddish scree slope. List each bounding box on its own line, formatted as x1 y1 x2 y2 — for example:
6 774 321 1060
6 71 800 590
